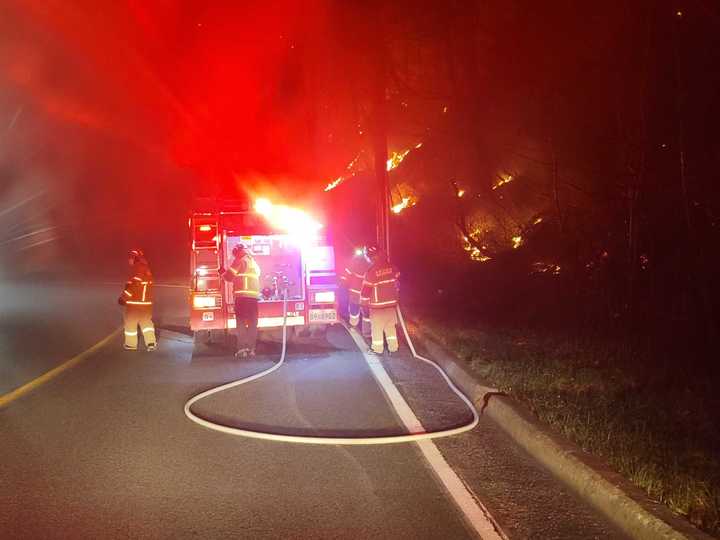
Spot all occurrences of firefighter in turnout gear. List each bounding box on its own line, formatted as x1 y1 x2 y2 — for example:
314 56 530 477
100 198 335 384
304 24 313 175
119 249 157 351
361 247 401 354
222 243 261 358
339 248 371 327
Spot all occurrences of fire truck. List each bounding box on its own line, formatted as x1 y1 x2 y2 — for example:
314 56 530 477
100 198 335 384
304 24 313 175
189 198 339 342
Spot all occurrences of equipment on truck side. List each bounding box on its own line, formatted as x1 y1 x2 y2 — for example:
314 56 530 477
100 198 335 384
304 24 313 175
189 198 339 342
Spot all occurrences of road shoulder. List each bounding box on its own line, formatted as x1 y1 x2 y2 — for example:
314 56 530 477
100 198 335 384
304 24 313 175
410 325 714 540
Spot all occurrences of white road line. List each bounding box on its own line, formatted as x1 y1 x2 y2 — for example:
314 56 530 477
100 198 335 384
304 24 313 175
347 326 506 540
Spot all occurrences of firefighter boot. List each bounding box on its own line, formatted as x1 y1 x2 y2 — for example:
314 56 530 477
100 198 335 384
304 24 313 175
123 330 138 350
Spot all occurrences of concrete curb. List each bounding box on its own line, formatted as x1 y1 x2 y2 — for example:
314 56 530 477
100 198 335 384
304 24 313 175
410 326 715 540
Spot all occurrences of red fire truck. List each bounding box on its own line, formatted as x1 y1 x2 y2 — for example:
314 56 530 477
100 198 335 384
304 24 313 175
189 198 339 341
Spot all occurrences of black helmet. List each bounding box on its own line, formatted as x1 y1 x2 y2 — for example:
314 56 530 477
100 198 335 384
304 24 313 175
232 244 246 257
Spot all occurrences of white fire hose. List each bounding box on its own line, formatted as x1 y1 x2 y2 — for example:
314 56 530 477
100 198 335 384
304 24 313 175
184 293 479 445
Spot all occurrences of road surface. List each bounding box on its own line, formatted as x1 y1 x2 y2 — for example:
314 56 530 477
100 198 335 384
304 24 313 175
1 281 628 539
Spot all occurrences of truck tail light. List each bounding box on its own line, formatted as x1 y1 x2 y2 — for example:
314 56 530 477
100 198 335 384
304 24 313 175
314 291 335 304
193 295 217 308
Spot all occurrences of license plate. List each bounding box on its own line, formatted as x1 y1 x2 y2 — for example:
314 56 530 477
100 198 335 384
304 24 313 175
309 309 337 322
202 312 214 321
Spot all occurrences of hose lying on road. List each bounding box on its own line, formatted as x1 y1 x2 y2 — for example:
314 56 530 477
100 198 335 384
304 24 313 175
183 295 479 445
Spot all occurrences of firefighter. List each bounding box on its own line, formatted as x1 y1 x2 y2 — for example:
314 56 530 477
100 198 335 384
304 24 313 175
339 247 371 327
222 243 261 358
361 246 401 354
118 249 157 351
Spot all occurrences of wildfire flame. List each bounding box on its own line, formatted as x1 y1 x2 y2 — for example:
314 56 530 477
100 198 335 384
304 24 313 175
324 177 343 192
532 262 561 275
325 144 422 192
254 198 322 244
386 143 423 172
387 150 410 172
512 235 523 249
461 231 492 262
324 153 362 192
391 196 415 214
492 173 514 190
467 247 492 262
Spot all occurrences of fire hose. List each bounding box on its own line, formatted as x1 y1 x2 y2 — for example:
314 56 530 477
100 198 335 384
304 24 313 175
183 292 479 445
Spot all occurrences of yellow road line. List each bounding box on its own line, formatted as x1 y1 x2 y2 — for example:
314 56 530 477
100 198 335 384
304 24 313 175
0 328 121 409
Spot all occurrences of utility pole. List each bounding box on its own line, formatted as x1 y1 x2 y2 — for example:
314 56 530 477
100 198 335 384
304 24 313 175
372 20 390 257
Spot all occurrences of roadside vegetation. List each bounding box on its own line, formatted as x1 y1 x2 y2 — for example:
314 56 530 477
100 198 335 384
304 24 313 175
417 316 720 537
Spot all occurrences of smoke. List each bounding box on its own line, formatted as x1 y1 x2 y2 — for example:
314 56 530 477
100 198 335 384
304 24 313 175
0 1 334 277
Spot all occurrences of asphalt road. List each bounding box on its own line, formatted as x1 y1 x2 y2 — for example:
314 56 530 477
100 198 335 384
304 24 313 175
1 281 628 539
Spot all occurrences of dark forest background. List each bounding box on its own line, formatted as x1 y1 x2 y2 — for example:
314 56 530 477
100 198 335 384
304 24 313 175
1 0 719 364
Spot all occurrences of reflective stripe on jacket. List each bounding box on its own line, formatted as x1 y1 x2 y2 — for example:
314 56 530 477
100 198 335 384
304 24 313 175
226 254 260 298
123 261 153 306
361 258 400 309
340 256 370 304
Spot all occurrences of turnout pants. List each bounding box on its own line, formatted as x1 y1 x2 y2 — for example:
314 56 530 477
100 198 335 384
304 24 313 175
234 296 258 351
124 304 156 349
369 306 399 354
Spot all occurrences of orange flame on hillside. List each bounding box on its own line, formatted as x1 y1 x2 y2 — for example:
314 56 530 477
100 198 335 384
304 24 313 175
461 231 492 262
324 153 362 192
492 173 514 190
325 144 423 192
391 196 417 214
386 142 423 172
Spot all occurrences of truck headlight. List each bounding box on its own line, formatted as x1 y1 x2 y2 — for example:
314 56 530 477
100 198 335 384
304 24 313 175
314 291 335 304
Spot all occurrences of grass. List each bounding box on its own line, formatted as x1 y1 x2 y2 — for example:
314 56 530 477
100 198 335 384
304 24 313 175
417 317 720 537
